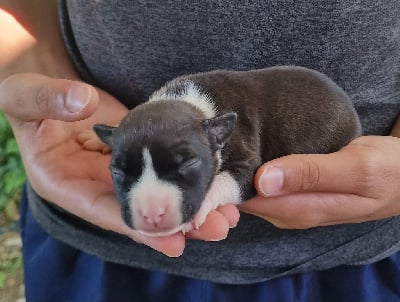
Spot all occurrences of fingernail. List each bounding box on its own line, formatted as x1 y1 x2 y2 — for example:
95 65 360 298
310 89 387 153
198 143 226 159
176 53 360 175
65 84 91 113
164 249 184 258
259 167 284 196
207 235 228 242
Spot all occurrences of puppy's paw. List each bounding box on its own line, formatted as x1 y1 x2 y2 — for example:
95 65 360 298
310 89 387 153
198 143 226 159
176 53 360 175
192 171 242 229
77 130 111 153
192 202 215 230
181 221 194 234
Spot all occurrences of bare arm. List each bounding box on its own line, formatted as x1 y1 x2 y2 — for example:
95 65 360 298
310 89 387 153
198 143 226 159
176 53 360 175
0 1 239 256
0 0 78 80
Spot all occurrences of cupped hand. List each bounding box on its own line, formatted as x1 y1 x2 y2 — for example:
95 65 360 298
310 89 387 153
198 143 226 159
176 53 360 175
0 73 239 257
240 126 400 229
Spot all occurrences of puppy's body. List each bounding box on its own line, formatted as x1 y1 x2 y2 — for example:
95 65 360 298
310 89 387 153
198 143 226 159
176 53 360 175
90 66 361 236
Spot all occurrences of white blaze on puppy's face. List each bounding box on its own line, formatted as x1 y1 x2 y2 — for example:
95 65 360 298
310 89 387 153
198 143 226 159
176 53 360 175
128 148 184 236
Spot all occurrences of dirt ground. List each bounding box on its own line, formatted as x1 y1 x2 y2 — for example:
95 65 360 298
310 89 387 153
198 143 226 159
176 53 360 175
0 216 24 302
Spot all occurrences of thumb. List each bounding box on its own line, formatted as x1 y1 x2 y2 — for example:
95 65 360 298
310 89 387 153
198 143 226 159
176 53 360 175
254 146 366 197
0 73 98 123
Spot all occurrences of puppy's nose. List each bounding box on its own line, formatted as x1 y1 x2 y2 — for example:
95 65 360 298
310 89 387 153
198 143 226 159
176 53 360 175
130 191 183 234
142 207 165 225
134 204 180 234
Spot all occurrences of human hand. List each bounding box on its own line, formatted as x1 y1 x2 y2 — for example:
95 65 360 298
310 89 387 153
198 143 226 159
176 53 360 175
240 124 400 229
0 73 239 256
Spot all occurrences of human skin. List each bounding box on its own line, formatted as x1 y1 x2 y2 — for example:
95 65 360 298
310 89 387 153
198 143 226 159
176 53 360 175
240 121 400 229
2 1 400 258
0 0 239 257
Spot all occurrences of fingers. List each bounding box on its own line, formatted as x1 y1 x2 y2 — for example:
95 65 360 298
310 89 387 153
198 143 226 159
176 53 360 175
141 204 240 255
254 137 383 197
138 204 239 255
132 232 186 258
132 207 239 256
240 193 378 229
51 180 186 257
186 205 240 241
214 204 240 228
0 73 99 124
244 136 400 228
186 210 230 240
138 205 240 253
255 154 335 196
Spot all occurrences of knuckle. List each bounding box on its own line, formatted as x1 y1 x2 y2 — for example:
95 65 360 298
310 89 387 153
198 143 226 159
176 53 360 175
343 137 387 196
33 85 52 113
0 76 16 112
353 147 381 192
297 160 321 191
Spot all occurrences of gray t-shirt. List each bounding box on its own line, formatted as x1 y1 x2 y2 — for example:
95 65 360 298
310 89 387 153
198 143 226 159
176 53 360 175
27 0 400 284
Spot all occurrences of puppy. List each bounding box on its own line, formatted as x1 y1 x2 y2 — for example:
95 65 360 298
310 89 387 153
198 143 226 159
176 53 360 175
80 66 362 237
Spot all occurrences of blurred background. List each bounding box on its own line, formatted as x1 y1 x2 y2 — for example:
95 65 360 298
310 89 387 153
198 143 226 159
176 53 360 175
0 111 26 301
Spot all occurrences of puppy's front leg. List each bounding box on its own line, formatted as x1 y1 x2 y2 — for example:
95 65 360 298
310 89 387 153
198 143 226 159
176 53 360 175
190 171 242 230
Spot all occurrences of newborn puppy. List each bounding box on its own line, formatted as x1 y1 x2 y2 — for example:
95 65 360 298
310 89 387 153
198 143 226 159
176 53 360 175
82 66 362 237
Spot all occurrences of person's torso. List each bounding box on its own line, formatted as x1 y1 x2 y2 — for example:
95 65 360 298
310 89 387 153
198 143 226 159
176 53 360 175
43 0 400 283
65 0 400 135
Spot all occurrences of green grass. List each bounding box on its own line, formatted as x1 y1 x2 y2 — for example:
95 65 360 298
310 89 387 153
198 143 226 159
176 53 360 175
0 112 25 289
0 111 26 222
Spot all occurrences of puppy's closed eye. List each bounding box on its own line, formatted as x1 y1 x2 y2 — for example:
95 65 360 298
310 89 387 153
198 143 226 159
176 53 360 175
179 157 202 175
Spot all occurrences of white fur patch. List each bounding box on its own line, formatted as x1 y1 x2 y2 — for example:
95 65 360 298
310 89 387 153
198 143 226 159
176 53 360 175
128 148 184 235
192 171 241 229
149 80 217 119
149 80 223 170
215 150 222 172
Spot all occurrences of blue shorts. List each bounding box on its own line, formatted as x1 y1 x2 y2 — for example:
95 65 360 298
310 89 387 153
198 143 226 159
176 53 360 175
20 186 400 302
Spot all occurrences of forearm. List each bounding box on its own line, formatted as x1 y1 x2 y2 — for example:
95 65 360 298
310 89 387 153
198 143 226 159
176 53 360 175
0 0 78 81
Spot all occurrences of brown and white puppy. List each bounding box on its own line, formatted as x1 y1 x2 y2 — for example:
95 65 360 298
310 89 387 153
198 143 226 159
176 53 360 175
82 66 362 237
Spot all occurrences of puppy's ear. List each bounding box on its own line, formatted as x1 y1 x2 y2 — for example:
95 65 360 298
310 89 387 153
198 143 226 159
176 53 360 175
203 112 237 151
93 124 116 146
